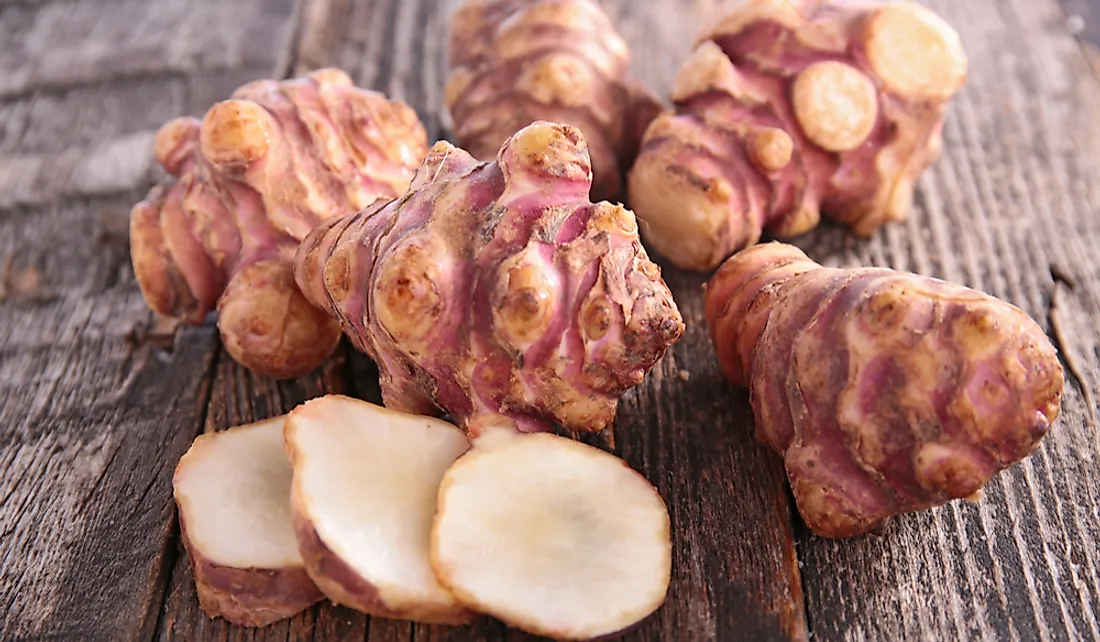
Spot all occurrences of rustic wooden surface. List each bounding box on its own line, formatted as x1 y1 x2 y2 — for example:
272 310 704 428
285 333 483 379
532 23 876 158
1 0 1099 640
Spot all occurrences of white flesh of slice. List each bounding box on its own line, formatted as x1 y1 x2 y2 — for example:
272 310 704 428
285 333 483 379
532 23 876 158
285 395 473 622
173 416 322 627
175 416 303 570
432 432 672 640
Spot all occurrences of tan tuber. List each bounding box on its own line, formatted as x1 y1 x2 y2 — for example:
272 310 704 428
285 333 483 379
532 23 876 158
130 69 428 378
628 0 969 270
704 243 1065 537
295 121 684 436
445 0 662 200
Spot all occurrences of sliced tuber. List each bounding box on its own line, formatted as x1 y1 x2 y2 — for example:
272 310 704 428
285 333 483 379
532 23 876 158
131 68 428 379
628 0 969 270
432 431 671 640
172 416 323 627
704 243 1065 537
284 395 476 624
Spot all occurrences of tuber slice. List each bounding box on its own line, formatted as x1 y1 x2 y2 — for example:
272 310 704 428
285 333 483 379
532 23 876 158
432 431 671 640
704 243 1065 537
295 121 684 436
445 0 661 200
283 395 476 624
130 69 429 379
172 417 323 627
628 0 969 271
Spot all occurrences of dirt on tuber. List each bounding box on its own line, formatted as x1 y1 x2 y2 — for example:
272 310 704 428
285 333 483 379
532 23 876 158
628 0 969 270
704 243 1065 538
445 0 662 200
130 69 428 379
295 120 684 437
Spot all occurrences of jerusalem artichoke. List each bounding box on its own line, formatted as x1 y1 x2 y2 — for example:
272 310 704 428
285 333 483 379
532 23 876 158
628 0 968 271
433 430 671 640
173 417 323 627
284 395 476 624
704 243 1064 538
445 0 661 200
295 121 684 436
130 69 428 378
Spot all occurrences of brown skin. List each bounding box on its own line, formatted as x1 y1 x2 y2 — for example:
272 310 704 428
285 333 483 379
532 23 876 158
705 243 1065 537
445 0 661 201
295 121 684 436
179 515 323 627
130 68 429 378
628 0 969 271
291 511 477 625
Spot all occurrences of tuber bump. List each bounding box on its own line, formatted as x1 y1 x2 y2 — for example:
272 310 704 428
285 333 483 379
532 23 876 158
130 69 428 378
628 0 968 270
172 416 323 627
445 0 662 200
432 430 671 640
704 243 1065 538
295 121 684 436
284 395 476 624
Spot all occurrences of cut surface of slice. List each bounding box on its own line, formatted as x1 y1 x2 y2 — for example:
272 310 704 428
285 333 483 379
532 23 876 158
432 432 672 640
173 416 322 627
285 394 475 624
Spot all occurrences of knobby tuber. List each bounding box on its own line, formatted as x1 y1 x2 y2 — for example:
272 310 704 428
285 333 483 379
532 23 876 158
704 243 1064 538
295 121 684 436
284 395 476 624
130 68 428 378
445 0 662 200
172 417 323 626
628 0 968 270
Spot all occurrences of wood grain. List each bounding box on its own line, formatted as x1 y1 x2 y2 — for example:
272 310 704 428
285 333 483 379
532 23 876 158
3 0 1100 640
0 0 298 639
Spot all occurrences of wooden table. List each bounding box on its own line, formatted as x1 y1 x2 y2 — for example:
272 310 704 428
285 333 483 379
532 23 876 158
2 0 1099 640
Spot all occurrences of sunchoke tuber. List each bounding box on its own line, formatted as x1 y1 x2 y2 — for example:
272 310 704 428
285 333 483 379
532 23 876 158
445 0 661 200
628 0 968 271
173 416 323 626
130 69 428 378
285 395 476 624
295 121 684 435
704 243 1064 538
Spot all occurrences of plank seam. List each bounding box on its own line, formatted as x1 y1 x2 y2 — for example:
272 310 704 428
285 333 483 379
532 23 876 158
142 346 223 642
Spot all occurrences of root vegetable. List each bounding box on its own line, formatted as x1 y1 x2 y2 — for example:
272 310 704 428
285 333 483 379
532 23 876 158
172 417 323 627
445 0 661 200
295 121 684 436
628 0 968 271
704 243 1065 537
432 430 671 640
130 68 429 378
284 395 475 624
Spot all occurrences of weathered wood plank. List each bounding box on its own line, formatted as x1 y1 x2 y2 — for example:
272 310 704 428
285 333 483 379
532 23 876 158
0 0 299 638
793 0 1100 640
0 0 300 100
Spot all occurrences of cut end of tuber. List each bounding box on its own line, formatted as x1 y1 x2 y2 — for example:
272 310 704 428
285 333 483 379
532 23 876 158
792 61 879 153
864 2 968 101
432 432 671 640
173 416 323 627
285 395 476 624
